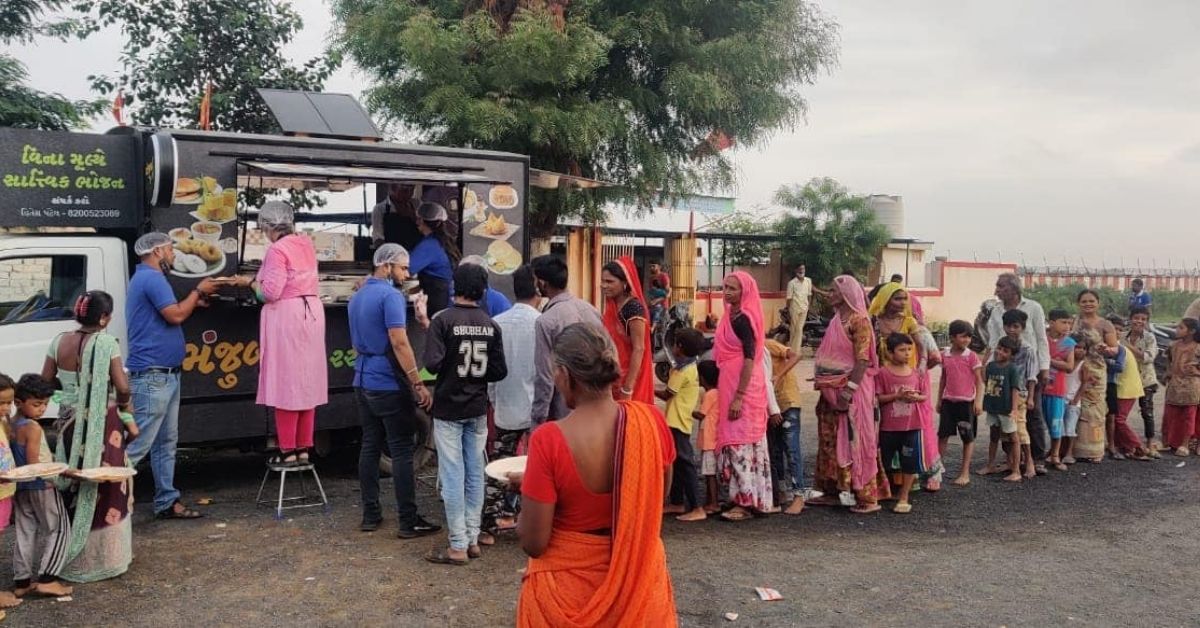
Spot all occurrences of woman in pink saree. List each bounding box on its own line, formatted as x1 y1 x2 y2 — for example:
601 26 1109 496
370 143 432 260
714 272 773 521
810 275 891 513
223 201 328 466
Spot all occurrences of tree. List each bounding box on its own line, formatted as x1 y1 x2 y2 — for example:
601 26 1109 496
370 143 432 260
332 0 839 236
0 0 103 129
79 0 340 133
714 211 773 267
773 177 890 284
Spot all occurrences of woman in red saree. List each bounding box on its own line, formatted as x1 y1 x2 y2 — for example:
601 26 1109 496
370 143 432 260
601 257 654 404
512 323 677 627
810 275 891 513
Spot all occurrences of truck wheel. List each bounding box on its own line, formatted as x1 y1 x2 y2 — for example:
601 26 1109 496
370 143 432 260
378 406 436 476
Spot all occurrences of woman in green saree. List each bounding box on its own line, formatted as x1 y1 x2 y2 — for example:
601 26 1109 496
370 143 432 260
42 291 138 583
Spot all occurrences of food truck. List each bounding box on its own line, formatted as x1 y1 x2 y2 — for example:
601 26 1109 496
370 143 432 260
0 124 530 451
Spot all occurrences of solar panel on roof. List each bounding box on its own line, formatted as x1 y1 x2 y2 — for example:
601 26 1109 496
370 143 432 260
256 89 381 140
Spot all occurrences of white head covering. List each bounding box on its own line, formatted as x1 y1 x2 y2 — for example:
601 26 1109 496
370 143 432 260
134 232 172 256
417 202 448 222
258 200 295 233
373 243 410 267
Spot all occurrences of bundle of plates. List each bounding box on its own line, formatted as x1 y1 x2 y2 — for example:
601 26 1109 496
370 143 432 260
76 466 137 483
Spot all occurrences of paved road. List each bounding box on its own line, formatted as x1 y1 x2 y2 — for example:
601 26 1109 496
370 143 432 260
7 366 1199 627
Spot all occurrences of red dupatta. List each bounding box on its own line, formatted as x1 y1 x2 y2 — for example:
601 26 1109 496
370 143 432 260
602 256 654 404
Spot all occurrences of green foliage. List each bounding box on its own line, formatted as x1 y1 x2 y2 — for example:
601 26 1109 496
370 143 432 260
333 0 839 235
78 0 340 134
1022 284 1200 322
772 177 890 284
714 211 772 266
0 0 103 130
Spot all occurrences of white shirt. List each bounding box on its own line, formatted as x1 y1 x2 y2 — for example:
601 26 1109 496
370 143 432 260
980 297 1051 373
787 276 813 312
490 303 541 430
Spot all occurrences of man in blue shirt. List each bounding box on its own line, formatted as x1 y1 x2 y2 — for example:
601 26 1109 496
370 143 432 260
348 243 441 538
1128 278 1152 316
125 232 215 519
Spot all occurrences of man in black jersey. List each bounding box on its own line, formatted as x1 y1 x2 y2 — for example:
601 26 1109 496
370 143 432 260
423 264 507 565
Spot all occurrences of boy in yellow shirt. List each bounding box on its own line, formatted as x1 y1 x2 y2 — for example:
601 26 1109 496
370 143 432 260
657 329 705 522
765 338 805 515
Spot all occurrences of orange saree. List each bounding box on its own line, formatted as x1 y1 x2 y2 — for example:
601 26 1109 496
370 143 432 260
516 401 678 627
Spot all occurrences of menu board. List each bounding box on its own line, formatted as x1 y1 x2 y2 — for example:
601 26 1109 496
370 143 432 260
152 139 239 285
0 128 140 228
462 183 523 278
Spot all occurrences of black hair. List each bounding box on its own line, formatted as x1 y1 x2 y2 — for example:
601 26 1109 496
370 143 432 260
74 290 114 327
890 274 903 282
512 265 537 301
948 320 973 337
1076 288 1100 303
601 261 630 293
1106 314 1126 326
1180 318 1200 343
673 328 704 358
885 332 914 352
531 255 568 290
552 323 621 391
0 373 13 393
14 374 53 401
1001 309 1028 329
697 360 719 389
1129 306 1150 319
997 336 1021 354
1047 308 1072 322
453 263 488 302
1132 278 1144 286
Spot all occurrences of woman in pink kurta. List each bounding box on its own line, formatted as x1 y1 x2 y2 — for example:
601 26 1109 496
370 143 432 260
227 201 327 465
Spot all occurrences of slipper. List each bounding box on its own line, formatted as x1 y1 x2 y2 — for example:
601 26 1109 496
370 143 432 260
849 504 881 514
805 496 840 507
892 502 912 514
719 508 752 522
1062 456 1076 465
156 500 203 520
467 545 482 559
424 547 468 566
1052 462 1068 471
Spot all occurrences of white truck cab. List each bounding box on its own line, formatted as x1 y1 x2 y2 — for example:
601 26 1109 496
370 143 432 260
0 234 130 393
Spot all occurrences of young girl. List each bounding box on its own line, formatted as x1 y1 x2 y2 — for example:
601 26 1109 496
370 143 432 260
875 333 931 514
1060 339 1086 465
692 361 721 513
1163 318 1200 456
1111 344 1150 460
0 375 19 614
1073 331 1109 464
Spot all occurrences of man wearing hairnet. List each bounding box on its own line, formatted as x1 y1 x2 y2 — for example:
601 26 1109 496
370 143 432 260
347 243 441 538
125 232 216 520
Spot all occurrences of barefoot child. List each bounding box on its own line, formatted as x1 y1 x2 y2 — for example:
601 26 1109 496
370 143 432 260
0 376 21 613
997 310 1039 478
693 361 721 513
764 338 806 515
1043 310 1077 470
1162 319 1200 457
1111 341 1150 460
657 329 706 522
1060 338 1086 465
937 320 983 486
1074 331 1110 464
8 374 73 598
875 333 931 513
981 337 1022 482
1123 307 1161 455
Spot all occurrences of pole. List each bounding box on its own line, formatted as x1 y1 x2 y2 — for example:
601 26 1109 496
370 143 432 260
904 241 911 287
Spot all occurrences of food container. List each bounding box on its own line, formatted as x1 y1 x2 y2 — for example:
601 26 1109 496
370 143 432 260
169 227 192 243
191 220 223 243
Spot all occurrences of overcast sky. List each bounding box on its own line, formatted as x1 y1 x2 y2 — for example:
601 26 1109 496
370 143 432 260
13 0 1200 267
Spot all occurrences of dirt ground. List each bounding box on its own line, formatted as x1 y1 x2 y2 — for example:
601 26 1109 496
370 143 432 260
7 364 1200 627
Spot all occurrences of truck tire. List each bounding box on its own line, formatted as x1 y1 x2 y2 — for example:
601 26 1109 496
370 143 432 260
378 405 435 476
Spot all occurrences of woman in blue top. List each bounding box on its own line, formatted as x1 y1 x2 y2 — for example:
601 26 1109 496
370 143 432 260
410 202 459 318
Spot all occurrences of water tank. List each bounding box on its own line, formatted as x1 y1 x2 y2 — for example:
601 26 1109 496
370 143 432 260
867 194 905 237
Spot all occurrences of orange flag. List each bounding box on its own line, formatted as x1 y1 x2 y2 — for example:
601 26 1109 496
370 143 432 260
111 89 125 126
198 80 213 130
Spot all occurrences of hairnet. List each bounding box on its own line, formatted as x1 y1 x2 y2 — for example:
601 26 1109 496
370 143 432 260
373 243 410 267
258 200 295 231
417 202 448 222
134 232 173 256
460 254 487 268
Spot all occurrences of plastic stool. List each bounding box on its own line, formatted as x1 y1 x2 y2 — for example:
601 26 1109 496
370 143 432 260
255 461 329 519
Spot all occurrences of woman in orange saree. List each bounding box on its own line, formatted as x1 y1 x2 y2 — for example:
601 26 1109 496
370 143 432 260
512 322 677 628
601 257 654 404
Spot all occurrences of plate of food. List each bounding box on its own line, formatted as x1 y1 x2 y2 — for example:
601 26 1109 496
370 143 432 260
463 188 487 222
469 213 520 241
0 462 68 482
170 238 226 278
488 185 519 210
175 177 203 204
190 187 237 224
485 239 522 275
484 456 527 483
76 466 137 483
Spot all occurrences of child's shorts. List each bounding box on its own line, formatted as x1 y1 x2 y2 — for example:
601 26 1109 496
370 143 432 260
1014 391 1031 445
1064 405 1081 438
879 429 924 474
1042 395 1066 439
701 450 717 476
987 413 1017 434
1106 382 1119 417
938 400 977 442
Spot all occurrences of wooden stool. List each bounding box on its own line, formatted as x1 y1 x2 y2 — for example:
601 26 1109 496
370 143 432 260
255 461 329 520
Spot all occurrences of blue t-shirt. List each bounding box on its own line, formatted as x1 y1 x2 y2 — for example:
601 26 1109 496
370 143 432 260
1129 291 1152 311
483 288 512 317
348 277 408 391
125 263 185 370
409 235 453 282
1106 343 1127 384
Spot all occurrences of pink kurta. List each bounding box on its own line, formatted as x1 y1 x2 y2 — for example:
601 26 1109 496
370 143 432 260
255 234 328 410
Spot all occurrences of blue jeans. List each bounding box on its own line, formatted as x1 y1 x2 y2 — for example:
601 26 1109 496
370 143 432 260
433 417 486 551
127 371 182 515
782 408 805 491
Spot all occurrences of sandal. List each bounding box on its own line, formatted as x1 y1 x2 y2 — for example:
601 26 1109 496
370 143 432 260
156 500 204 520
850 504 882 514
892 502 912 514
424 547 468 566
719 508 753 522
467 545 482 559
297 448 311 464
268 450 299 467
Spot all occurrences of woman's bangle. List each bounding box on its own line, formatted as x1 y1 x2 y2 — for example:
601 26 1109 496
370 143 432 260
845 381 859 391
405 367 419 376
620 387 634 396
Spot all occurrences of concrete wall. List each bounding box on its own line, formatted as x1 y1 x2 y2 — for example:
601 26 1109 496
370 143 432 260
876 246 930 288
910 260 1017 324
1022 270 1200 292
0 257 52 302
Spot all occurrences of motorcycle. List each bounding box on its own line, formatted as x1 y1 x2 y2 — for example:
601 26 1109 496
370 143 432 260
768 307 829 349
